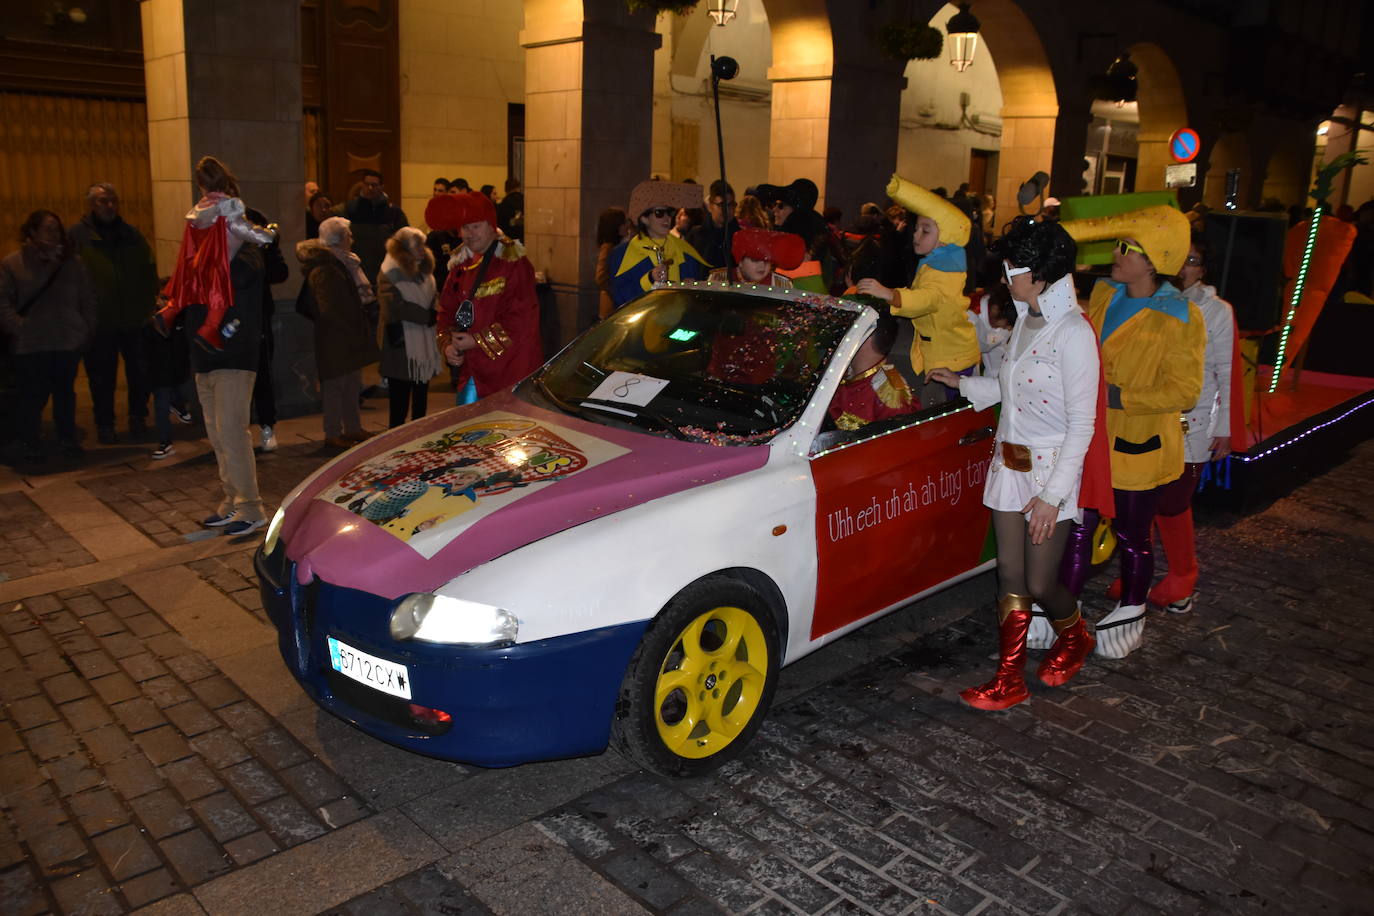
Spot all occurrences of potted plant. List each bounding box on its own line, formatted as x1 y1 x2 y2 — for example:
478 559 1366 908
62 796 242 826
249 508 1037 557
625 0 701 14
877 22 944 62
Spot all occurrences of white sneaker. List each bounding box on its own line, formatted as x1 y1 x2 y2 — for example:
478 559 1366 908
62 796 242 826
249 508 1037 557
1026 604 1055 650
260 425 278 452
1093 603 1146 659
1164 594 1195 614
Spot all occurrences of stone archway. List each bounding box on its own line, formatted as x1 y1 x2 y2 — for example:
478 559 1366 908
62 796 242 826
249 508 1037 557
1129 41 1190 193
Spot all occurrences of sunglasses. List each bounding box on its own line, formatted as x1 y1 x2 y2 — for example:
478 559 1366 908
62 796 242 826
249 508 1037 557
1003 261 1031 284
644 207 675 219
1116 239 1147 257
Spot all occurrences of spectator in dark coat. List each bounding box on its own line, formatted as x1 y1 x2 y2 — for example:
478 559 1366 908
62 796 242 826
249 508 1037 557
496 178 524 241
685 180 739 270
70 182 160 443
0 210 97 462
335 169 408 284
296 217 380 448
305 192 333 241
245 207 289 453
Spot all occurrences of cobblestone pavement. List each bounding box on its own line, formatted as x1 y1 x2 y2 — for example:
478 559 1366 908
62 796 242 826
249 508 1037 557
1 581 372 915
80 444 342 548
0 408 1371 915
0 493 95 582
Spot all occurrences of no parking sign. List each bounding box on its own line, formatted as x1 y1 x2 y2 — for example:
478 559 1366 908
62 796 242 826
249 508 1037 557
1169 128 1200 163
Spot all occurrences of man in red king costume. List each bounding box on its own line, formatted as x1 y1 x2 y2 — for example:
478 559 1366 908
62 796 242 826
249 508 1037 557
427 192 542 399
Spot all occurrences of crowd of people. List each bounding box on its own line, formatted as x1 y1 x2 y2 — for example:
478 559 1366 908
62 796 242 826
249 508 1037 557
1 151 1370 687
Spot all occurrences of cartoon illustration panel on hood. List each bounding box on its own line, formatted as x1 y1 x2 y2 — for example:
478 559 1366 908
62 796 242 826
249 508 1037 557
314 411 630 557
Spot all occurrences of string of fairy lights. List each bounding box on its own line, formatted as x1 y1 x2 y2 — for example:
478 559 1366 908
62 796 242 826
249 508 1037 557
1268 206 1323 394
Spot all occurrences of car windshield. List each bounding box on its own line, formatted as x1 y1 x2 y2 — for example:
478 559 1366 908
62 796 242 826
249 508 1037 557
517 287 857 445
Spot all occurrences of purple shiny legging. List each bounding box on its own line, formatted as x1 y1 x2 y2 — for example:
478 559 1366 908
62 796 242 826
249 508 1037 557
1061 487 1160 607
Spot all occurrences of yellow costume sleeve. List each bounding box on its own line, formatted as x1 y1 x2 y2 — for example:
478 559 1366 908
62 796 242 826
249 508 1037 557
1120 301 1206 416
890 266 964 320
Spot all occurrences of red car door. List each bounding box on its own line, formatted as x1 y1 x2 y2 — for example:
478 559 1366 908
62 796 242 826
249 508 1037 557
809 405 996 640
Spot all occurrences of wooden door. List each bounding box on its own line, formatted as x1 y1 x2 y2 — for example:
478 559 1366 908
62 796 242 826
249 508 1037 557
321 0 399 201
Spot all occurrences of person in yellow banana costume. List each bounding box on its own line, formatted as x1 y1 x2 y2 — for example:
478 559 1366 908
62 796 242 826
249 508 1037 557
856 175 979 405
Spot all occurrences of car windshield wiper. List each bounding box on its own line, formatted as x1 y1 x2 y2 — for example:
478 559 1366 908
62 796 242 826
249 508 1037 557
577 398 690 442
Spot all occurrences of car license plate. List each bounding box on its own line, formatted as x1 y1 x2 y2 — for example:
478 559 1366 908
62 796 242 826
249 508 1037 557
327 636 412 700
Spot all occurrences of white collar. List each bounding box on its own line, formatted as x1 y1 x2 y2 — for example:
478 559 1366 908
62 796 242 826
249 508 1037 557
1011 274 1078 323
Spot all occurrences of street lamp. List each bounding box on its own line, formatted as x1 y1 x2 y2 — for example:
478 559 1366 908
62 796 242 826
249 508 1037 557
945 3 980 71
707 0 740 27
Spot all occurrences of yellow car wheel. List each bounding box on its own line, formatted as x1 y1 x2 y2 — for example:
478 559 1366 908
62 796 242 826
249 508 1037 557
613 578 779 777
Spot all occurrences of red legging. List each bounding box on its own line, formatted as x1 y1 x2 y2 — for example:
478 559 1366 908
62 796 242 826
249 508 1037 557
1156 462 1201 517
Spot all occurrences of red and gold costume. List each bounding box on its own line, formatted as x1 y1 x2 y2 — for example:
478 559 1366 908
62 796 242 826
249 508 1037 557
429 193 543 399
826 362 915 430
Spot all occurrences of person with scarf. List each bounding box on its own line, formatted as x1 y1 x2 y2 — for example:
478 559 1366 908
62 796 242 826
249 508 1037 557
429 192 542 399
1056 203 1206 659
706 227 802 288
0 210 97 462
153 156 276 352
609 180 711 308
377 227 444 427
856 175 980 405
296 216 380 448
929 217 1111 709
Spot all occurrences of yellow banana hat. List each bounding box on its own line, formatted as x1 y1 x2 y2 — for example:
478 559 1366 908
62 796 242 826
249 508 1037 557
886 174 971 248
1059 204 1190 276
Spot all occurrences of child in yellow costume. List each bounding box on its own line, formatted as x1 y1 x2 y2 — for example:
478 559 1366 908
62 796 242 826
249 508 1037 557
856 175 979 405
1054 203 1206 660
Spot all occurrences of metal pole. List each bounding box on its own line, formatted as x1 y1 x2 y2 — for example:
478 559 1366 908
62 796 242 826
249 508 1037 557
711 54 732 274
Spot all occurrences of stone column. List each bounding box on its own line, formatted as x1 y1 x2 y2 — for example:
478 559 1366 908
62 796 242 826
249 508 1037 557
141 0 308 407
821 65 905 223
521 16 661 342
765 62 833 198
141 0 304 273
995 113 1057 229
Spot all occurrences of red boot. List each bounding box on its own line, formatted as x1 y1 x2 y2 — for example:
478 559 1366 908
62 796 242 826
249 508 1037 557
1148 508 1197 609
1106 578 1122 601
1036 605 1095 687
961 594 1032 711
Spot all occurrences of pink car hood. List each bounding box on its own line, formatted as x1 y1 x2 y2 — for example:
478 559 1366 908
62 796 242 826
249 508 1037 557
280 391 769 598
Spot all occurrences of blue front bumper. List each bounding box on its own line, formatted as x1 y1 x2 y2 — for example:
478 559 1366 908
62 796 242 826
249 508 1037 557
255 542 648 767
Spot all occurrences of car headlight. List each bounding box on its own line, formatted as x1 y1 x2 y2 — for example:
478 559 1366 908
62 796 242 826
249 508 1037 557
263 507 286 554
389 593 519 646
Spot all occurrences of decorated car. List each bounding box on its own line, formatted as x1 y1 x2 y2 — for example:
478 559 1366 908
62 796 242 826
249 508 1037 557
256 284 997 776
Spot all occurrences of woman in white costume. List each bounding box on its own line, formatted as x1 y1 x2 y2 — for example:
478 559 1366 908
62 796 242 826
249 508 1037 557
929 217 1104 710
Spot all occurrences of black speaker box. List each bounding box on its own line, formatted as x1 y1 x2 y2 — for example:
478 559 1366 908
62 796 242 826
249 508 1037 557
1201 211 1289 333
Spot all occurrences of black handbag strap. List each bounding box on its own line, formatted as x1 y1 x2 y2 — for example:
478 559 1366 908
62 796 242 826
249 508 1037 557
12 260 63 317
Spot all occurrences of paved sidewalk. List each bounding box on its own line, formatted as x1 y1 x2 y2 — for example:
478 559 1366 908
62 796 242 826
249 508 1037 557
1 407 1372 914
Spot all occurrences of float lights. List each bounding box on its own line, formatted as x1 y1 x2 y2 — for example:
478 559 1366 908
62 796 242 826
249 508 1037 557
707 0 740 26
1269 206 1322 393
946 3 981 72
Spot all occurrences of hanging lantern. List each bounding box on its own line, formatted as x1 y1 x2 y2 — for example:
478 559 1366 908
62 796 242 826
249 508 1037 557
945 3 980 71
708 0 740 26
